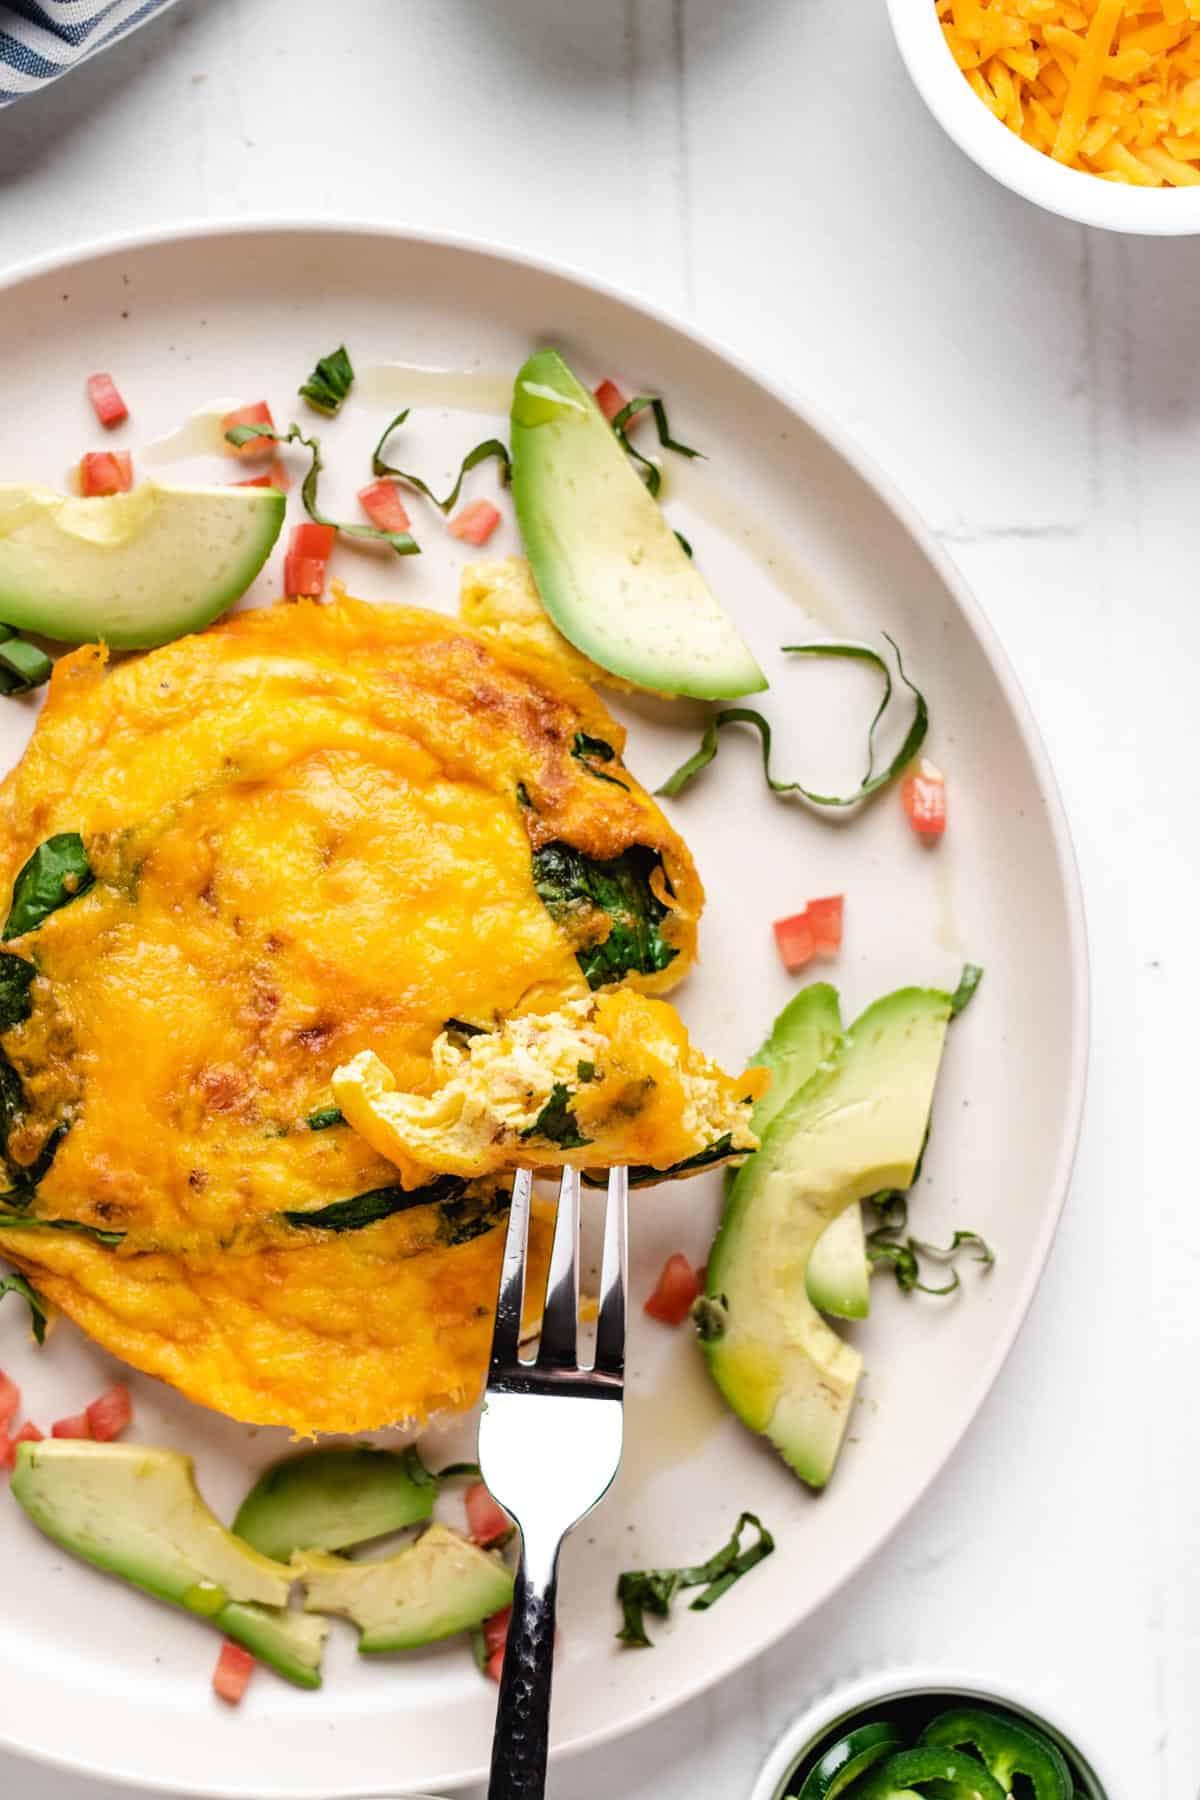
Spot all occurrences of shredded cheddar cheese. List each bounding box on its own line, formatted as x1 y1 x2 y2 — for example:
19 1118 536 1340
938 0 1200 184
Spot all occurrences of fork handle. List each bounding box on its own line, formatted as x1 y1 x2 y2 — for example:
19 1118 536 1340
487 1537 560 1800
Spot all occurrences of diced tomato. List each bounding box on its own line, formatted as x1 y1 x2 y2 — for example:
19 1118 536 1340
0 1372 18 1430
901 760 947 837
480 1609 557 1680
51 1411 92 1440
482 1607 511 1659
773 896 845 972
805 895 844 955
773 910 816 974
644 1253 703 1326
357 479 411 534
593 379 629 423
2 1423 42 1471
284 555 326 599
212 1639 256 1705
482 1605 510 1678
79 451 132 496
221 402 276 457
232 459 290 493
86 373 129 430
290 522 336 559
447 500 501 546
284 522 336 600
464 1482 512 1547
86 1383 132 1443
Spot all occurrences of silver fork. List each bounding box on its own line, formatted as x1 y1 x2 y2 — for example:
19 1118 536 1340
477 1163 628 1800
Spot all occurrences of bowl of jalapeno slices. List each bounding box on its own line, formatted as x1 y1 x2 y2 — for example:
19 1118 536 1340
751 1668 1112 1800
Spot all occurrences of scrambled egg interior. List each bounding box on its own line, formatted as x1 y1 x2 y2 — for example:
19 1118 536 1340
0 593 725 1433
335 993 762 1185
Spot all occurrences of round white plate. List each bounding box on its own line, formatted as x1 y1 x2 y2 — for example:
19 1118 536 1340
0 224 1086 1799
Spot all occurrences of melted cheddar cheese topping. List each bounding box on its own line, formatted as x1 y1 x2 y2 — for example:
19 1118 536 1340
0 594 713 1433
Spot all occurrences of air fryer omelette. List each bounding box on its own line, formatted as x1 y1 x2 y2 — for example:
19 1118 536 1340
0 592 754 1433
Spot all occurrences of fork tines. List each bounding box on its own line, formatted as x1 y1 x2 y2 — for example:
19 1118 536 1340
488 1164 628 1387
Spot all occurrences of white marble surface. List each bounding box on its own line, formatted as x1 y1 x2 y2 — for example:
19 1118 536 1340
0 1 1194 1795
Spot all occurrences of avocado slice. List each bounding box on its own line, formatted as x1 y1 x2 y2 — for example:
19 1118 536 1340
734 982 871 1321
0 482 285 649
702 986 953 1488
741 982 844 1142
11 1441 326 1687
510 349 766 699
234 1445 437 1561
806 1204 871 1321
295 1522 514 1654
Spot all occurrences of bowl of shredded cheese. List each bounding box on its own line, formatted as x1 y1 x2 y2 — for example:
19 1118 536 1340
887 0 1200 232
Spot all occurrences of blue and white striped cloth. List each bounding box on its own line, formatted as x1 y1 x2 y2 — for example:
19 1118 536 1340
1 0 177 107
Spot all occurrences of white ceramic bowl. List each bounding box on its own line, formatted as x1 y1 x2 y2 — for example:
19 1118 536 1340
751 1665 1114 1800
886 0 1200 235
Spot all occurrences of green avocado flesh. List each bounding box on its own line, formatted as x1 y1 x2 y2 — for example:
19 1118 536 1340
703 986 952 1488
510 349 766 699
294 1522 514 1654
807 1203 871 1321
10 1442 326 1686
736 984 871 1321
234 1446 436 1562
742 983 843 1142
0 483 285 649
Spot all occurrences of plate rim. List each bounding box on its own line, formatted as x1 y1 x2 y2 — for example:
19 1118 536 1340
0 217 1090 1798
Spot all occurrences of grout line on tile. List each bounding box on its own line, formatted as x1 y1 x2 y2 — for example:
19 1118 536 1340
1081 224 1102 522
1113 233 1144 557
675 0 695 317
937 522 1082 545
623 0 692 320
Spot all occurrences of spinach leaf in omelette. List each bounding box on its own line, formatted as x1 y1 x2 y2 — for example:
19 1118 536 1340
0 951 35 1030
626 1132 737 1187
283 1175 511 1245
282 1173 468 1234
0 1058 38 1195
6 1120 68 1192
437 1188 509 1247
519 1082 592 1151
3 834 94 941
0 1212 123 1247
583 1132 740 1190
443 1018 490 1044
571 732 630 792
0 948 64 1193
530 842 677 990
305 1106 345 1132
0 1057 24 1160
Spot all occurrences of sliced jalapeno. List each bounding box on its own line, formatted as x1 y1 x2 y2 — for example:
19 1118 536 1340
851 1744 1007 1800
920 1706 1073 1800
791 1720 903 1798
